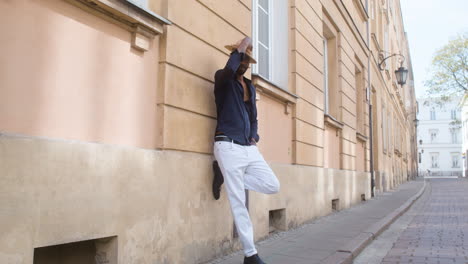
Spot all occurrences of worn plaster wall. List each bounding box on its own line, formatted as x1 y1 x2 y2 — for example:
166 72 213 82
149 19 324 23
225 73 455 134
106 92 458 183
0 134 369 264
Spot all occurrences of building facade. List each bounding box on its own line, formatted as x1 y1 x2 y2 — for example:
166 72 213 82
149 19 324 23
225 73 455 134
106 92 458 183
0 0 416 263
367 0 418 192
417 97 463 176
459 94 468 177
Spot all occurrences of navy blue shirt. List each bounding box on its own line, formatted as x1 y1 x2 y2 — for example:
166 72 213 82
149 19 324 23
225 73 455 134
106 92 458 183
214 50 260 145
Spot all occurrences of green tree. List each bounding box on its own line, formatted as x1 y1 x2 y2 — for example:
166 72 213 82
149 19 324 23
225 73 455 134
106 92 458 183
425 33 467 101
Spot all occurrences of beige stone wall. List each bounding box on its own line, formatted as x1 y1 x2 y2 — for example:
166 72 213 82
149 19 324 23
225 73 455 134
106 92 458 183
0 134 370 264
368 0 416 192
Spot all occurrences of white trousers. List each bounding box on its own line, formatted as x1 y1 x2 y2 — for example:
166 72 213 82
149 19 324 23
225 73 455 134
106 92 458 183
213 141 280 257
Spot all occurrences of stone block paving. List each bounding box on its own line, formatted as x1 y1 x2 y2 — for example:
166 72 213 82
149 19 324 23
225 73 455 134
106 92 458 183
205 180 425 264
381 178 468 264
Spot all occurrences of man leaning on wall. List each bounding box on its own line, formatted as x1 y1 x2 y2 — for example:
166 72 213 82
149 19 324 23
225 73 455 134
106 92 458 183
211 36 280 264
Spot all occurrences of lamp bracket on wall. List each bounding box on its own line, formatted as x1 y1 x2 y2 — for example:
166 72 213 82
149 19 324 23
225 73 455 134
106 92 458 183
378 53 405 71
378 52 409 86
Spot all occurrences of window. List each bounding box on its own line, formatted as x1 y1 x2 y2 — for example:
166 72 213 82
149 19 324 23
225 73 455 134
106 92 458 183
451 129 459 144
451 109 457 119
382 103 387 153
383 25 389 70
430 153 439 168
452 153 460 168
323 14 339 118
388 111 392 153
418 152 421 163
252 0 288 89
355 59 365 134
430 108 436 120
429 129 438 143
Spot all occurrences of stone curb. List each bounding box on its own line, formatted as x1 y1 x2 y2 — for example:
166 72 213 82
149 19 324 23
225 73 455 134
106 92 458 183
322 180 427 264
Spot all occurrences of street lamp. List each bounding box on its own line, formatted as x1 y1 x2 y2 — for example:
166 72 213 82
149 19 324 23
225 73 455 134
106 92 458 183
378 53 408 86
395 66 409 85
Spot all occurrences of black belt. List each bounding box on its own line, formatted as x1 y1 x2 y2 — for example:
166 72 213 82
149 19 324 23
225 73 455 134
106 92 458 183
215 136 250 146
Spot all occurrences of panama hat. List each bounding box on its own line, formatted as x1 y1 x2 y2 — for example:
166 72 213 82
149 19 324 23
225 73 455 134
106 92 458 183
225 40 257 64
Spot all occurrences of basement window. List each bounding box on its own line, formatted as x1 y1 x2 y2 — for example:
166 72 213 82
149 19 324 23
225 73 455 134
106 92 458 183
34 236 117 264
332 199 340 211
269 208 286 234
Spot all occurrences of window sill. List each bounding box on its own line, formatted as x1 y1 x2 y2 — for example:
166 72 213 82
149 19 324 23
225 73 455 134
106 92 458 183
324 114 344 130
66 0 171 51
251 74 297 114
356 132 368 142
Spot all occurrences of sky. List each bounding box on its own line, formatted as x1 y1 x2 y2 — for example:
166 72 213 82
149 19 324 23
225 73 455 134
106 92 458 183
400 0 468 99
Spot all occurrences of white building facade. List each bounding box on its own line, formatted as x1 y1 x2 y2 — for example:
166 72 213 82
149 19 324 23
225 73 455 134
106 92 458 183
460 94 468 177
417 97 463 176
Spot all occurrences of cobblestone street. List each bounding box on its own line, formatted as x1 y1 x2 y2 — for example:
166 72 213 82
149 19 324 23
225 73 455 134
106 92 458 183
356 178 468 264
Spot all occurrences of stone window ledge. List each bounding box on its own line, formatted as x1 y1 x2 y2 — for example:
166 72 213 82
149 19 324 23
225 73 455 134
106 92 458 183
356 132 368 142
251 74 298 114
65 0 172 51
324 114 344 130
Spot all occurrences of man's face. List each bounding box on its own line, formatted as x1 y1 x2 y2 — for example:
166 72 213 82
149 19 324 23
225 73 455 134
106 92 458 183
236 56 250 76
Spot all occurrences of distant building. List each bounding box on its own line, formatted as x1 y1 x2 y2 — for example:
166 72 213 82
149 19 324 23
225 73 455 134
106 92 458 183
417 97 463 176
459 94 468 177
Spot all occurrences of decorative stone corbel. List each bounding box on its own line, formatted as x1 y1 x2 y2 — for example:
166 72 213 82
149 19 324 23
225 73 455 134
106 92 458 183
65 0 172 52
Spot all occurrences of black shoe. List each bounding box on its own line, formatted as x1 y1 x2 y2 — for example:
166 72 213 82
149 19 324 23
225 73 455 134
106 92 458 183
244 254 266 264
212 161 224 200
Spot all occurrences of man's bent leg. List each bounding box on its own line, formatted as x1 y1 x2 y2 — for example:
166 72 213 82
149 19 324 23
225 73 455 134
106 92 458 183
244 146 280 194
214 143 257 257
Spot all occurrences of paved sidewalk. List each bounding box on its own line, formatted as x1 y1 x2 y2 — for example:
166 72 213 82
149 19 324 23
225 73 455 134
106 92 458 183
381 178 468 264
205 178 425 264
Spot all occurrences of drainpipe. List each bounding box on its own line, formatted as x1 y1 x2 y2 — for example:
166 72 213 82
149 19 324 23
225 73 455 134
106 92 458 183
366 0 375 197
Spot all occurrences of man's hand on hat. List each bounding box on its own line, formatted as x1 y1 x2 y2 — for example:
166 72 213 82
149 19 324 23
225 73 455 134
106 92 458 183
238 36 252 53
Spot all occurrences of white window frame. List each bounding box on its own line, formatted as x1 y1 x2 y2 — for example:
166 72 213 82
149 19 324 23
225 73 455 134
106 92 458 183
430 108 436 120
431 153 439 168
252 0 288 90
429 129 438 143
452 153 460 168
252 0 272 80
451 129 458 144
451 109 457 119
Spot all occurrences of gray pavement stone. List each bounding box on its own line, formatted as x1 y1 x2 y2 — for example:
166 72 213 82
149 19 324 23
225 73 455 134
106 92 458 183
203 179 425 264
357 178 468 264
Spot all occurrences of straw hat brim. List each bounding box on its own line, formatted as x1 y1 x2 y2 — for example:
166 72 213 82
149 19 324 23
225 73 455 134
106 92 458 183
224 45 257 64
